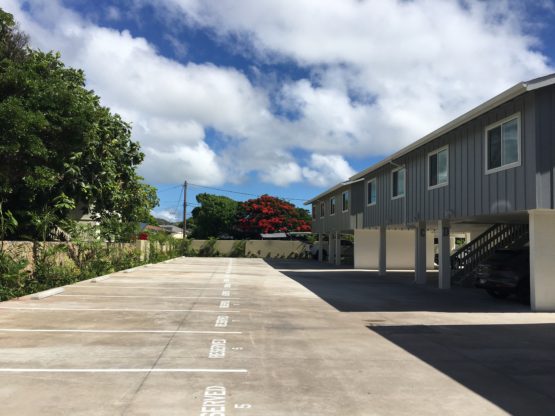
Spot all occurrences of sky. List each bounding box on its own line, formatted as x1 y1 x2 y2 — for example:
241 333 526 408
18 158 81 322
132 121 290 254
3 0 555 222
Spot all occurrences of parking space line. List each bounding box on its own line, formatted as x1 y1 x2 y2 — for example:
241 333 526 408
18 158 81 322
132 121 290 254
57 294 240 300
68 286 238 290
0 368 248 373
0 307 240 313
0 329 242 334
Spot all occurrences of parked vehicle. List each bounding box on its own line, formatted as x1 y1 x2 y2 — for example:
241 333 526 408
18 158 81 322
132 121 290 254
474 247 530 303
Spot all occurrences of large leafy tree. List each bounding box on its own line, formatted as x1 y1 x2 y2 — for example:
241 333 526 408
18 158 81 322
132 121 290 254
191 193 238 239
236 195 311 237
0 9 158 240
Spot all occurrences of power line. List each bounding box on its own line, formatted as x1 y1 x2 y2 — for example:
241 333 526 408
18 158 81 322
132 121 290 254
187 182 306 202
155 184 182 193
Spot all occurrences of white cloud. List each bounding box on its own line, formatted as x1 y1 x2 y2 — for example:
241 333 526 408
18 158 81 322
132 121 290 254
3 0 553 192
259 161 302 186
152 0 552 149
105 6 121 21
151 209 179 222
302 154 356 188
141 142 225 185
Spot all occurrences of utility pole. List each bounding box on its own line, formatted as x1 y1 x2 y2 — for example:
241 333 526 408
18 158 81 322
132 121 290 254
183 180 188 239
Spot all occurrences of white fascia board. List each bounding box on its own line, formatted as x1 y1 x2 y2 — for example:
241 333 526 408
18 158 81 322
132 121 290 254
303 178 365 205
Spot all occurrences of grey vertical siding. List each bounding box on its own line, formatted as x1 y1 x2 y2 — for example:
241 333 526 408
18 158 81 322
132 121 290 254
311 184 357 233
361 91 537 228
535 85 555 209
312 90 541 234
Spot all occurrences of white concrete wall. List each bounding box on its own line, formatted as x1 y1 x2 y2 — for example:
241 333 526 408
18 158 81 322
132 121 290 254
529 210 555 311
354 229 380 269
354 229 434 270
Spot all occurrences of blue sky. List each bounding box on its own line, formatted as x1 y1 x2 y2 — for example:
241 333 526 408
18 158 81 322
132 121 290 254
4 0 555 221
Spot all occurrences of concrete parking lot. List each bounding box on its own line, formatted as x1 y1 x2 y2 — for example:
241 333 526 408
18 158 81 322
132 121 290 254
1 258 555 415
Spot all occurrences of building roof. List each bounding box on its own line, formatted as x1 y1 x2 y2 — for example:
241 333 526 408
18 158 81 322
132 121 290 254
305 73 555 205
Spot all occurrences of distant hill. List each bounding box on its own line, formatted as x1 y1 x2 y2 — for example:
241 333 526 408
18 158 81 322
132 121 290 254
155 218 175 225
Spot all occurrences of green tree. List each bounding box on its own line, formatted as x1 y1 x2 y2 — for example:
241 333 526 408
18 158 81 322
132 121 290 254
0 8 158 240
0 8 29 62
191 193 238 239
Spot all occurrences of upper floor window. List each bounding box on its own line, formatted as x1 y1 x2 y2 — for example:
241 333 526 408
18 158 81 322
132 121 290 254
320 201 325 218
486 114 521 174
392 167 406 199
428 146 449 189
342 191 349 212
367 178 377 205
330 197 336 215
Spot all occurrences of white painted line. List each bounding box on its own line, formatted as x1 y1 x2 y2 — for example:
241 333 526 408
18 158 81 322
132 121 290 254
30 287 64 300
0 307 240 313
58 294 240 300
0 368 248 373
74 286 238 290
0 329 242 334
90 275 112 283
219 301 230 309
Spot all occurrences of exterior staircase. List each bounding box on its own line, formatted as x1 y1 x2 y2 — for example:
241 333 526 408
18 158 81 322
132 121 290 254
450 223 529 286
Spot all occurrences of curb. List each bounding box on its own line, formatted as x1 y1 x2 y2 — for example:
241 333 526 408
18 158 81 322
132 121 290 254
30 287 64 300
91 274 112 283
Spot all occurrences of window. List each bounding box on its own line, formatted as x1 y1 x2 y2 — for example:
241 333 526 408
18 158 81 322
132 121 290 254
486 114 520 173
330 197 336 215
320 201 325 218
367 179 377 205
312 205 316 219
428 146 449 189
342 191 349 212
392 167 405 199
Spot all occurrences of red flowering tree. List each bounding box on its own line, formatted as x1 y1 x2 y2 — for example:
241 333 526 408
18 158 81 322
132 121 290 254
235 194 311 237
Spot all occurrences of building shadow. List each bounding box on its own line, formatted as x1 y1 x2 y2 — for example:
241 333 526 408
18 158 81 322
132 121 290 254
369 323 555 415
265 259 529 313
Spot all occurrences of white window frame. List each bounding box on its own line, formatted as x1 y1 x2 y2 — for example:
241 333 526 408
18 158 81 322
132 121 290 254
485 113 521 175
329 196 336 216
320 201 325 218
366 178 377 206
391 166 406 200
428 145 449 190
342 191 349 213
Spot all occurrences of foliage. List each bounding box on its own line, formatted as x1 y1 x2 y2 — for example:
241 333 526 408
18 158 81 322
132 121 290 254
148 231 180 262
181 238 198 257
191 194 238 239
236 194 311 237
0 8 29 62
198 237 219 257
0 249 29 301
230 240 247 257
0 8 158 241
32 243 80 289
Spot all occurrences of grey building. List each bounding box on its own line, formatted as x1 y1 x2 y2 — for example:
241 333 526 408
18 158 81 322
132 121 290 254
306 73 555 311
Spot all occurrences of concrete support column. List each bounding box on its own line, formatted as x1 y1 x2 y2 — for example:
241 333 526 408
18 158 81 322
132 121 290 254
317 233 324 262
415 221 427 284
529 210 555 311
438 219 451 289
335 232 341 266
379 226 386 276
328 233 335 265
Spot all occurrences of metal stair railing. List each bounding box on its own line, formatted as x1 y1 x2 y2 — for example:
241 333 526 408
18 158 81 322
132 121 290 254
450 223 529 284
